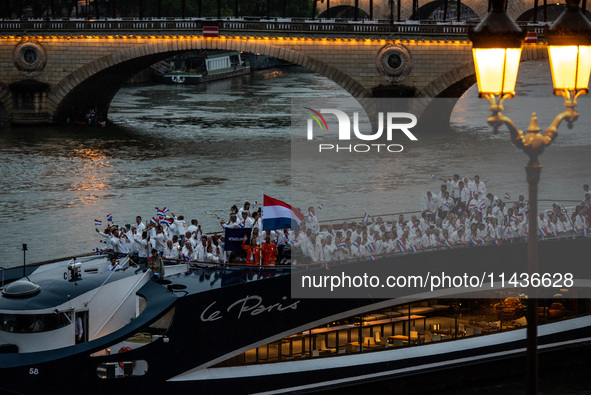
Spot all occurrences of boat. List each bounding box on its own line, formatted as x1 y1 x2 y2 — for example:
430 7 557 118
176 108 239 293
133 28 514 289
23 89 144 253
160 51 250 84
0 234 590 394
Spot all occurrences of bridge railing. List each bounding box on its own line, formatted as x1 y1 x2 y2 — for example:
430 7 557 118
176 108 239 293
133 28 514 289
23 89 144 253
0 18 547 38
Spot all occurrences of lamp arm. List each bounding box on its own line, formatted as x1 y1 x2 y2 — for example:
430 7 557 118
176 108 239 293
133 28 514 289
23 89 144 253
486 110 525 148
544 106 579 143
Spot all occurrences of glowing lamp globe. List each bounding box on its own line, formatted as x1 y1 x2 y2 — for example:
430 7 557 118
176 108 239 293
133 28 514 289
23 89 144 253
468 0 526 97
546 0 591 94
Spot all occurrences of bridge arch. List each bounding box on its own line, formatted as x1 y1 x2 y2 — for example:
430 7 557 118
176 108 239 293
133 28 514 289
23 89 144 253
415 45 549 126
50 38 372 123
318 5 370 19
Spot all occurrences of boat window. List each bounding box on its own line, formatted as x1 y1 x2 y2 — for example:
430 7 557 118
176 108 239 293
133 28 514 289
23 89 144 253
0 312 71 333
97 360 148 379
213 292 590 367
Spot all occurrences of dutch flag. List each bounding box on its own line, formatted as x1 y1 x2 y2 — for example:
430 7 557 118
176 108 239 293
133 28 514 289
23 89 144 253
94 219 102 226
443 240 453 248
367 242 376 253
107 213 113 222
457 207 463 215
363 213 370 223
318 204 323 210
337 242 348 249
425 210 433 216
370 256 377 261
150 217 159 226
504 193 511 200
471 239 479 246
262 194 305 230
160 218 172 225
584 228 590 237
410 245 419 253
431 174 436 179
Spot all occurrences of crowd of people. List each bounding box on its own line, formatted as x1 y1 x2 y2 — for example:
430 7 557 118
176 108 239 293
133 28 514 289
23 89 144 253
95 178 591 267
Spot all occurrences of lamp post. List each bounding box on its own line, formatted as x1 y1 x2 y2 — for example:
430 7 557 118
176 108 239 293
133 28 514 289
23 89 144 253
469 0 591 394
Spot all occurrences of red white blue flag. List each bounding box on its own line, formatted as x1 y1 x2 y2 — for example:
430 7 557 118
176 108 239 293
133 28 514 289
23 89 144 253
262 194 305 230
107 213 113 222
504 193 511 200
94 219 102 226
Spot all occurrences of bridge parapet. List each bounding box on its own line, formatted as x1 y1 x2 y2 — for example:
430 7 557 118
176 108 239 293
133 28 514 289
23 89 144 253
0 18 547 39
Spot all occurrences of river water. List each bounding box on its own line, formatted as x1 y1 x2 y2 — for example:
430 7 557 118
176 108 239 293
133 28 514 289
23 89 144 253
0 60 590 266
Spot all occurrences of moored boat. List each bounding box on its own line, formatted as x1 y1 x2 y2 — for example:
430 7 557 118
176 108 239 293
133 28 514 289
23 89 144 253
161 51 250 84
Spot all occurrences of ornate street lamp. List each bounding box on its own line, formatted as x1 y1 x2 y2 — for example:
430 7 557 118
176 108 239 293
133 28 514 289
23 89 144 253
469 0 591 394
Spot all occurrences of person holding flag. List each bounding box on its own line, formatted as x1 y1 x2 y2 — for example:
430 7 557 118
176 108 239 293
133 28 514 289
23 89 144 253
305 207 319 234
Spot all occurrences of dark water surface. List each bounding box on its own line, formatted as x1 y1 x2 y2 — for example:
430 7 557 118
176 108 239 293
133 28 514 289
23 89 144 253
0 62 590 266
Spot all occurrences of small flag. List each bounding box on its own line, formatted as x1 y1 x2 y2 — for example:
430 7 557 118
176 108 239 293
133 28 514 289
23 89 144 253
318 204 323 210
546 209 553 217
94 219 102 226
370 256 377 261
504 193 511 200
367 242 376 253
363 213 370 222
584 228 589 237
160 218 173 225
443 240 453 248
308 211 314 218
471 239 479 246
324 261 330 271
337 242 348 249
425 210 433 216
107 213 113 222
431 174 436 179
495 240 501 246
539 228 548 237
397 239 406 252
410 245 419 253
150 217 159 225
182 254 191 261
457 207 463 215
93 248 103 254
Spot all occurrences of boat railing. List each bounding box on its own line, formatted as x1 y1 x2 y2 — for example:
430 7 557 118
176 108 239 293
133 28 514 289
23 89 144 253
83 255 137 308
90 266 152 339
0 267 4 289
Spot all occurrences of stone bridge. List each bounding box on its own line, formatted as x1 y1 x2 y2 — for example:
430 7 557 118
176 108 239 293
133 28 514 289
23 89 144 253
0 19 549 124
316 0 589 21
